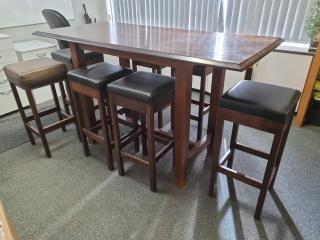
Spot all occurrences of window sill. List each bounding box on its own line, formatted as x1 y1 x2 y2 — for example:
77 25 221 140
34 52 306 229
274 42 314 56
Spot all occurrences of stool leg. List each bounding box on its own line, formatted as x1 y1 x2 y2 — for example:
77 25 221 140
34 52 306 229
65 80 81 141
141 114 148 155
209 111 224 197
196 72 206 140
269 117 293 190
153 67 163 129
109 96 124 176
132 63 138 72
98 91 114 171
146 105 156 192
59 81 70 115
10 83 35 145
254 131 282 219
50 84 66 132
73 90 90 156
132 112 140 152
26 90 51 158
171 68 176 77
227 123 239 168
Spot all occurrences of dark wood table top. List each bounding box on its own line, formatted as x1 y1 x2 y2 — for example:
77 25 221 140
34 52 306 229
34 22 283 71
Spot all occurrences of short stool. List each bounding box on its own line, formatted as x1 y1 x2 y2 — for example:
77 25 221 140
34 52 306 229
4 58 77 158
209 80 300 219
68 62 132 170
108 71 175 192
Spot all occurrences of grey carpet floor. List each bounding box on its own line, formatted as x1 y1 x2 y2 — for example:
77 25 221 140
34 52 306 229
0 103 319 239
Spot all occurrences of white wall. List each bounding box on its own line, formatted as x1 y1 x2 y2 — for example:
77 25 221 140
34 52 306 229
0 0 107 43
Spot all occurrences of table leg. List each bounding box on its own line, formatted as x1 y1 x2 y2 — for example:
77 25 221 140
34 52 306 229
207 68 226 139
174 62 193 188
69 43 96 130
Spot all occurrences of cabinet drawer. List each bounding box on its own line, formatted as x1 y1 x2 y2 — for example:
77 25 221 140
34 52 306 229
0 37 14 52
17 46 57 61
0 50 18 64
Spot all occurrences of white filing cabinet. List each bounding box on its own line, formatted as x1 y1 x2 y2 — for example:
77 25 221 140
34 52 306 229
0 34 19 115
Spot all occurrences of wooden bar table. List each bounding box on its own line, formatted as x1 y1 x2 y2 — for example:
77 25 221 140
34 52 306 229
34 22 283 188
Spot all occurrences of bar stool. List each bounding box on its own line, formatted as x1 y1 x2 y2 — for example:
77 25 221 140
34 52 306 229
209 80 301 219
68 62 133 170
108 71 175 192
132 60 212 140
172 65 213 140
4 58 78 158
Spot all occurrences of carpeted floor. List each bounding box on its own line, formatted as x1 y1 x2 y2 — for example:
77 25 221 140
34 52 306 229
0 102 319 240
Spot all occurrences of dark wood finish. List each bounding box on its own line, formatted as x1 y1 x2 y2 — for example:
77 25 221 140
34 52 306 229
69 80 116 170
108 89 174 192
9 80 75 158
209 105 296 219
34 22 283 71
34 22 282 187
10 83 35 145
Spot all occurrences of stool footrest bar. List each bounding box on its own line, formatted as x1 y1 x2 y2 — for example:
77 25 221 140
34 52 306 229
218 165 262 189
234 143 270 160
121 152 149 167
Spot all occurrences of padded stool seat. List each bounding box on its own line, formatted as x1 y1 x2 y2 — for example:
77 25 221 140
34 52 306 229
3 58 67 89
108 71 175 103
51 48 104 70
220 80 301 123
68 62 132 89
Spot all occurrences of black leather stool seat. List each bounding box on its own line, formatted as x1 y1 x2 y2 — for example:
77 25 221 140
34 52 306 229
107 71 175 103
220 80 301 123
67 62 133 89
51 49 104 70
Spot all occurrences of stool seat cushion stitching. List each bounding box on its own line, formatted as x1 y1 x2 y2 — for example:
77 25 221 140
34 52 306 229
67 62 133 89
220 80 301 123
107 71 175 103
3 57 67 89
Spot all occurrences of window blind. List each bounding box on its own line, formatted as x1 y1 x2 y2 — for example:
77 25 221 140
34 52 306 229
224 0 314 42
108 0 315 42
109 0 225 32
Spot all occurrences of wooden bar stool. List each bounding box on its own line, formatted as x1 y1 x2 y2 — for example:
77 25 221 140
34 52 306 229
132 60 212 140
4 58 78 158
68 62 133 170
209 80 301 219
108 71 175 192
172 65 213 140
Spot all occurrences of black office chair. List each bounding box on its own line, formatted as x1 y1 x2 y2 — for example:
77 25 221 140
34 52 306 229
42 9 104 115
42 9 104 70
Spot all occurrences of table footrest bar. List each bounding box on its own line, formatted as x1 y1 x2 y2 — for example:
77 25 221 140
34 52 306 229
120 129 142 149
219 149 231 166
121 152 149 167
82 128 104 144
218 165 262 189
155 141 173 161
234 143 270 160
188 134 210 162
190 115 200 121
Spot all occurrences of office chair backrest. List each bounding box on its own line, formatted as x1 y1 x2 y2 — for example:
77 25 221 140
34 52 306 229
42 9 70 49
